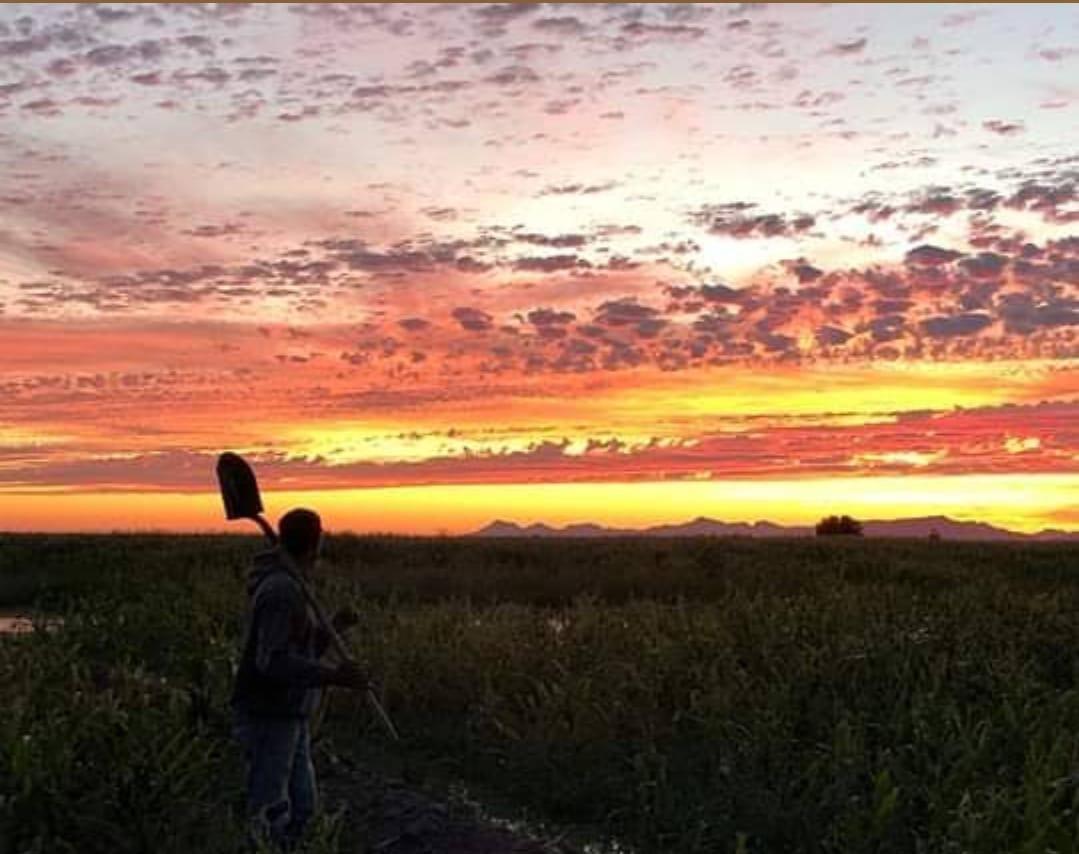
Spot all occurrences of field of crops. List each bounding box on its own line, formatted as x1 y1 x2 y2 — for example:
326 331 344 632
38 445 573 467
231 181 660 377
3 533 1079 853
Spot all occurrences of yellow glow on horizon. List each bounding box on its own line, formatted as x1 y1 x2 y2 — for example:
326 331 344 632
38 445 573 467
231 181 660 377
850 450 947 469
0 426 75 448
252 360 1078 467
283 424 702 465
664 360 1074 421
1004 437 1042 454
1 474 1075 535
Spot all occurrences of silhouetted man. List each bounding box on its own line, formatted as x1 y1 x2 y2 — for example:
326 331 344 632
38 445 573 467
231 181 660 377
231 507 367 850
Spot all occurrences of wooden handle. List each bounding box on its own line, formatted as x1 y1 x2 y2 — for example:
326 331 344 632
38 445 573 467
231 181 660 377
276 547 402 741
252 514 279 545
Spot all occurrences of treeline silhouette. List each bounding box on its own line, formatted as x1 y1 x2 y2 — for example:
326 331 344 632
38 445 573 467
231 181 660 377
816 514 863 536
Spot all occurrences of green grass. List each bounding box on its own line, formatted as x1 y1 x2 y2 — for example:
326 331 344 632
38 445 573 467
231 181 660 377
3 534 1079 852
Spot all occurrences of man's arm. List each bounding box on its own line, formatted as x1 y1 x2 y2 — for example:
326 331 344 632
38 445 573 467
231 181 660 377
255 592 336 686
255 590 368 688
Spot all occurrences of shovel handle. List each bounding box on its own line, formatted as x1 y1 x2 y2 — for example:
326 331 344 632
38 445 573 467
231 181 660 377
274 539 402 742
252 514 279 545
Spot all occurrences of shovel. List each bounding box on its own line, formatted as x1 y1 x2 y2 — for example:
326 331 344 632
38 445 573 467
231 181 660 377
216 451 400 742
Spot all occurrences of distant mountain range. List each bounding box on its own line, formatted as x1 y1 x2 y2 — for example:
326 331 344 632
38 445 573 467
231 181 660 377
470 516 1079 542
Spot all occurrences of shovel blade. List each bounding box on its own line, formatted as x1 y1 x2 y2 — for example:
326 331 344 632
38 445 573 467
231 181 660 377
216 452 264 520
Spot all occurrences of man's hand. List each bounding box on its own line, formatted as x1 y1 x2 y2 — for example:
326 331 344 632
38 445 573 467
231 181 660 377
326 659 369 690
331 606 360 634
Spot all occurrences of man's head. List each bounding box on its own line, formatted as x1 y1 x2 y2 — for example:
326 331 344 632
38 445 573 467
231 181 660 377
278 507 322 563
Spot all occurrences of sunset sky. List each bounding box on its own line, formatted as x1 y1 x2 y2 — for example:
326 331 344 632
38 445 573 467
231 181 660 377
1 3 1077 534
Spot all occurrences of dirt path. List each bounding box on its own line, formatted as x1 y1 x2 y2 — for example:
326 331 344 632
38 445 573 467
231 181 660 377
318 748 576 854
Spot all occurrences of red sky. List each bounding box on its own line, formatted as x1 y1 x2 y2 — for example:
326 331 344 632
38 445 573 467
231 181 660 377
0 3 1076 533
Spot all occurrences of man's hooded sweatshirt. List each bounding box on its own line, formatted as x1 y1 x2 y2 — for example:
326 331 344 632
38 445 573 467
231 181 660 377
231 549 333 719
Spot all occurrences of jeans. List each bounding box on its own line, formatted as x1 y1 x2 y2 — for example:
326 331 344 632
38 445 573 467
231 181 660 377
233 710 317 850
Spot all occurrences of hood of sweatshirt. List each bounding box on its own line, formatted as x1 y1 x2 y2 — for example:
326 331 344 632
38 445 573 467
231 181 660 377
246 548 289 596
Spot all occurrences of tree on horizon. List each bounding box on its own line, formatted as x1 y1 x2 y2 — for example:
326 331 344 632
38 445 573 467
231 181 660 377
816 515 864 536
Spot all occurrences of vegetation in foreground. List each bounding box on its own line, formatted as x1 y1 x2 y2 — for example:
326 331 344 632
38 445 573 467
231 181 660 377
3 533 1079 853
